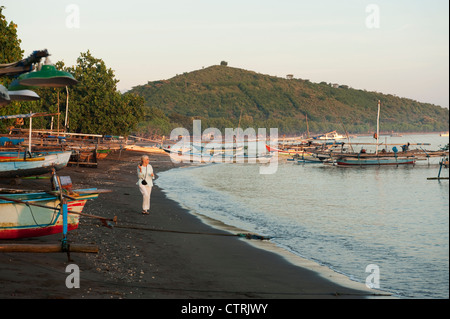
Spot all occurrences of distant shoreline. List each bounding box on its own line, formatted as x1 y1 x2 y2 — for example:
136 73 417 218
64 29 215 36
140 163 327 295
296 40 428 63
355 131 448 136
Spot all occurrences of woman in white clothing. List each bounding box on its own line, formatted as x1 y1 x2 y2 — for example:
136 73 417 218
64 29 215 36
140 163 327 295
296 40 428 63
137 155 154 214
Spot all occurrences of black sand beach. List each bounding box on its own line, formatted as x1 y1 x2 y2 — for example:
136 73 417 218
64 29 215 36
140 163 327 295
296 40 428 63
0 150 389 303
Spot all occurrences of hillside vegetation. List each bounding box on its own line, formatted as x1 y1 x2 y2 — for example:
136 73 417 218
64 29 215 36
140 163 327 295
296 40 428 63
130 65 449 136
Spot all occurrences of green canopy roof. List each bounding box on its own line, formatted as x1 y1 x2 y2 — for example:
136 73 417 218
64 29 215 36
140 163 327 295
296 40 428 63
18 65 78 87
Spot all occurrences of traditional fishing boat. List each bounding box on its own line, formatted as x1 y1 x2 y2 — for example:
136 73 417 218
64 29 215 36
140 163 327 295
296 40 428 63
0 189 98 239
0 151 71 178
266 139 343 157
332 101 418 167
164 149 227 163
265 144 313 156
193 143 244 153
335 156 416 166
285 152 323 163
224 153 273 164
164 148 272 164
125 144 167 154
164 148 212 163
296 154 323 164
312 131 346 140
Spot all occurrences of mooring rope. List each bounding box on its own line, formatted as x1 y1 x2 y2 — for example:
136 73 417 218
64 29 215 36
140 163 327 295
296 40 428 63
111 223 272 240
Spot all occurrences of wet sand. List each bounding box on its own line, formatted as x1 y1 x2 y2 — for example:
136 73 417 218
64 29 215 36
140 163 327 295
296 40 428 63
0 150 390 302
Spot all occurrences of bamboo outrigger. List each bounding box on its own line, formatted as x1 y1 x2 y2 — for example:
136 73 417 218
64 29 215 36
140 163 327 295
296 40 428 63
427 156 449 180
0 243 99 254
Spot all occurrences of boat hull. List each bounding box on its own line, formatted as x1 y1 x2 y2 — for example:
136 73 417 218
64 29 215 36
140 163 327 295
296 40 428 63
336 157 416 166
0 151 71 178
265 144 313 156
0 191 96 239
297 158 323 164
126 145 167 154
166 150 272 164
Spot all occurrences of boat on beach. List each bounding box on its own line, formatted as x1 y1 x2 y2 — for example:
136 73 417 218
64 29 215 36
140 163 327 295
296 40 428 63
0 188 99 239
0 51 113 240
125 144 167 154
0 151 71 178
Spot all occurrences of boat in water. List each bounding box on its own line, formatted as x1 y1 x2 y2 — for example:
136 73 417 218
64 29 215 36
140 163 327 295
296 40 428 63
265 144 314 156
164 148 272 164
335 156 416 166
328 101 419 167
312 131 346 140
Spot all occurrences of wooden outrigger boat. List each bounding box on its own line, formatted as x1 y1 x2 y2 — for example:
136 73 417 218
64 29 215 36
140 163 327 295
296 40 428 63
163 148 224 163
266 139 343 158
0 151 71 178
0 50 115 244
0 189 98 239
225 153 273 164
265 144 314 156
329 101 429 167
125 144 167 154
312 130 346 140
164 148 273 164
335 156 416 166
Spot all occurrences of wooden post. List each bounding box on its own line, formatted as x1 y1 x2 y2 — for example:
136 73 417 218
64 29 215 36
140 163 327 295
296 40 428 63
28 113 32 154
0 243 99 253
376 100 380 155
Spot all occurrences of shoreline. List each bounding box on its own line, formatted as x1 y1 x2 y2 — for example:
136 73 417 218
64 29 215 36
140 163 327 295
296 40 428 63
189 210 394 298
0 150 392 299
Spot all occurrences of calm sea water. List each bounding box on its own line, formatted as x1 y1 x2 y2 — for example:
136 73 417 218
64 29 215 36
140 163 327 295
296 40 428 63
155 134 449 299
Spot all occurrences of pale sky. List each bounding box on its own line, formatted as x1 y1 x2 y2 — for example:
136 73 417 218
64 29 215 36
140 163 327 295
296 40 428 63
2 0 449 108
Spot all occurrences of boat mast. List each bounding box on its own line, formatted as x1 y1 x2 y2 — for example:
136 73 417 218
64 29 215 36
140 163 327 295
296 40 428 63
376 100 380 155
306 114 310 139
28 113 32 154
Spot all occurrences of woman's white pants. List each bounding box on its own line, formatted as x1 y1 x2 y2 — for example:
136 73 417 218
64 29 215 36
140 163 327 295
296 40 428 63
139 183 152 211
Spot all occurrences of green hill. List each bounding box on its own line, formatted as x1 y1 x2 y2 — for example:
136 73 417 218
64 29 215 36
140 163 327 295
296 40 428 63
130 65 449 136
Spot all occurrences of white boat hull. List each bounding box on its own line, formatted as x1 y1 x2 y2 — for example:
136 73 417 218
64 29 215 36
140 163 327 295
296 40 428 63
167 150 273 164
0 191 97 239
0 151 71 178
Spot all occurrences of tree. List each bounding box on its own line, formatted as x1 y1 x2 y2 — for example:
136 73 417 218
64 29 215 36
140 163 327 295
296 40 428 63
0 6 23 71
46 51 145 135
0 6 24 129
1 8 144 136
